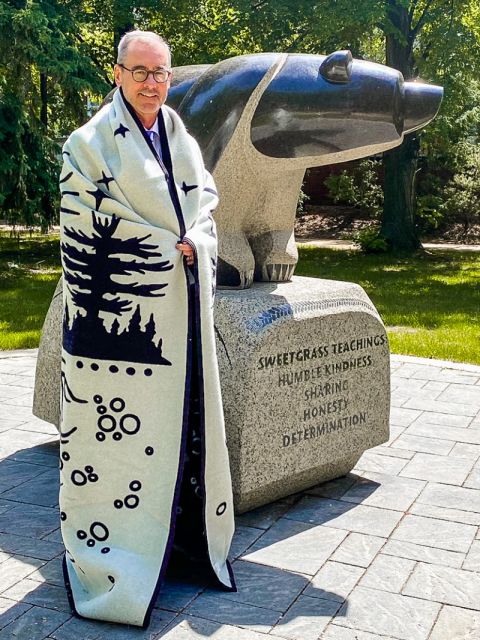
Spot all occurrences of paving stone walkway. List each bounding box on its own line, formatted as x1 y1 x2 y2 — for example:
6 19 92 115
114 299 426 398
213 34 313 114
1 349 480 640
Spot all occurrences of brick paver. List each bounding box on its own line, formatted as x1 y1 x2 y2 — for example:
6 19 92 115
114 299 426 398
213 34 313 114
0 349 479 639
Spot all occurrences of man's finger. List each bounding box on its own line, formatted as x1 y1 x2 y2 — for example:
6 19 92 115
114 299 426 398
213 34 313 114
176 242 193 253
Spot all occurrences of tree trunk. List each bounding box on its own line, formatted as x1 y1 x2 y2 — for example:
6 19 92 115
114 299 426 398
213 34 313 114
40 73 48 128
381 0 422 252
381 134 421 250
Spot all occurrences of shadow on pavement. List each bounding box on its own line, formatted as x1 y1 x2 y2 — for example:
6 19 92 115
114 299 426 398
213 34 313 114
0 440 366 638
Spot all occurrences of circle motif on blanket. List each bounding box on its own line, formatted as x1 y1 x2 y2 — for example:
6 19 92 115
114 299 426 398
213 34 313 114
124 494 139 509
216 502 227 516
60 512 67 521
109 365 119 373
144 368 153 376
61 451 70 461
119 414 140 435
71 470 87 486
110 398 125 412
114 481 142 509
98 415 116 432
77 523 109 547
92 396 141 440
90 521 109 541
126 367 136 376
145 446 154 456
71 466 99 486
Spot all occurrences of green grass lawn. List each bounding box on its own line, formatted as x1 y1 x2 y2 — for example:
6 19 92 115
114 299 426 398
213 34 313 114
0 232 61 350
0 235 479 365
297 246 480 366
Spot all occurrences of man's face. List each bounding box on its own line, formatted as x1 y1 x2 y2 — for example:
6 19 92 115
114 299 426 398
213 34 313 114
114 39 171 128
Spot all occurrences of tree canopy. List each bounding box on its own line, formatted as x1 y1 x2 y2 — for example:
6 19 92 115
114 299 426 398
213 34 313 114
1 0 479 246
0 0 109 228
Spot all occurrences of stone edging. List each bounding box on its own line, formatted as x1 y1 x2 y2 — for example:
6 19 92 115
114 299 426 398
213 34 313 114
390 353 480 373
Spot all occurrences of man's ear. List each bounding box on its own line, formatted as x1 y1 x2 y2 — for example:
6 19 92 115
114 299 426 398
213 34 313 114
114 65 122 87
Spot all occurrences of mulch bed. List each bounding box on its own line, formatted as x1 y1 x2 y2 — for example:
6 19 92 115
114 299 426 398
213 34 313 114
295 205 480 244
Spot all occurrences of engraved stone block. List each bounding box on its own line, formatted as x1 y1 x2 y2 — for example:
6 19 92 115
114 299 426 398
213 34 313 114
214 276 390 512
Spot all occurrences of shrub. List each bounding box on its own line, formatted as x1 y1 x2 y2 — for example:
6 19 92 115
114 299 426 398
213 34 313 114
352 227 388 253
441 143 480 234
325 159 383 218
296 183 310 216
415 193 444 233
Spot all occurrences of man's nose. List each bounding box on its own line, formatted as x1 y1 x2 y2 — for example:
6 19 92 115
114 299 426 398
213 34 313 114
143 73 157 87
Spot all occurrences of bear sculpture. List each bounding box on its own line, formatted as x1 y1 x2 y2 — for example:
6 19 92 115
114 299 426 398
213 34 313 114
169 51 442 287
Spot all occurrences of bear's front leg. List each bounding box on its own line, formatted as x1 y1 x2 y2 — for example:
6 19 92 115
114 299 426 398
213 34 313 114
249 230 298 283
217 232 255 289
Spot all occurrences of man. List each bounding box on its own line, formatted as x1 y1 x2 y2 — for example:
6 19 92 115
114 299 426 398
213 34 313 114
58 30 236 628
114 33 193 266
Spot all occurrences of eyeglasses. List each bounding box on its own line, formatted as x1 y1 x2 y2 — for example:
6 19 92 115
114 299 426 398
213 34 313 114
118 64 171 83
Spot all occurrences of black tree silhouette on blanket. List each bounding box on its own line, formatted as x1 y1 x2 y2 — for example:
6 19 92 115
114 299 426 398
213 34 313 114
62 212 173 365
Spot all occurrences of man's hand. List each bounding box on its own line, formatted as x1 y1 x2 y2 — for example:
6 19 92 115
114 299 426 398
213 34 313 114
176 242 194 266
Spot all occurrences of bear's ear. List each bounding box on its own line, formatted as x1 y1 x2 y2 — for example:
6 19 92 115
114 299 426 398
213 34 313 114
319 50 353 83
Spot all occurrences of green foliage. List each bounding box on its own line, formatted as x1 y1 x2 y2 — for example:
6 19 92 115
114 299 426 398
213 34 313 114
442 142 480 233
242 0 480 251
0 0 110 229
325 172 357 209
325 160 383 219
352 227 389 254
296 183 310 216
0 96 59 230
2 0 480 239
12 133 59 231
232 0 385 56
415 193 444 232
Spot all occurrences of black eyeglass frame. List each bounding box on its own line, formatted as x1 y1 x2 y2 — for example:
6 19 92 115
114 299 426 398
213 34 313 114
117 64 172 83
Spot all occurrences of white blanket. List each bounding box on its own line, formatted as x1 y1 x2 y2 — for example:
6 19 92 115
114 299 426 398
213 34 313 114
59 88 235 627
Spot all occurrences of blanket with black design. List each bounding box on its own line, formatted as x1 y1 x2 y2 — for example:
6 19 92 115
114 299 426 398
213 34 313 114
58 88 235 627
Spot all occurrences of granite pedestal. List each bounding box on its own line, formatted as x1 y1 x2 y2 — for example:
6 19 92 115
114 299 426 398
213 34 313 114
215 276 390 512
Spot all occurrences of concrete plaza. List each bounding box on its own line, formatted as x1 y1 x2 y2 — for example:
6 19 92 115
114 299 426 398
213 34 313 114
0 349 480 639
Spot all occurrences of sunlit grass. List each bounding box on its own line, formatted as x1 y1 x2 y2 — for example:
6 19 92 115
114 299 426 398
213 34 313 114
0 232 61 350
1 236 479 364
297 246 480 365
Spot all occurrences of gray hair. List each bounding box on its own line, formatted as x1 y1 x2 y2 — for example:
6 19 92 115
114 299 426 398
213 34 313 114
117 30 171 67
